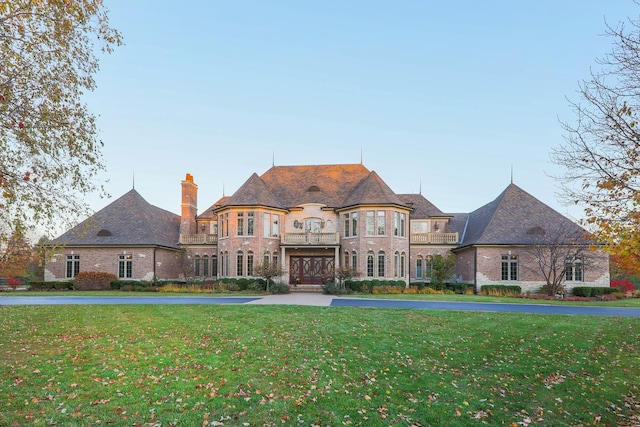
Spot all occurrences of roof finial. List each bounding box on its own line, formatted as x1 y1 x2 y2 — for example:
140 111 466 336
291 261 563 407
272 150 275 167
222 181 225 197
360 147 363 164
132 172 135 190
510 164 514 184
419 179 422 195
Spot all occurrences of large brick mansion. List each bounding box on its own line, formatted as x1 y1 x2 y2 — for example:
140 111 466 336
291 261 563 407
46 163 609 293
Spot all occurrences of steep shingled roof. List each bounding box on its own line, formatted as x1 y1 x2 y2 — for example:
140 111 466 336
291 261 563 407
50 189 181 248
254 164 372 208
458 183 587 247
340 171 410 209
221 173 284 209
398 193 448 218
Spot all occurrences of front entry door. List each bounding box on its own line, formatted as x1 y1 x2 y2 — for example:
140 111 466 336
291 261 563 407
290 256 335 285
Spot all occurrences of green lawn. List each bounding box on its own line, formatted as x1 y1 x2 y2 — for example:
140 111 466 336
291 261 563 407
1 305 638 426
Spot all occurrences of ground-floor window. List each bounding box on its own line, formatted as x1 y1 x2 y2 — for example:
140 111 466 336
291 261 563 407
247 252 254 276
366 251 374 277
416 257 423 278
237 251 244 276
118 254 132 279
501 254 518 281
66 254 80 278
212 255 218 277
377 251 385 277
565 257 583 281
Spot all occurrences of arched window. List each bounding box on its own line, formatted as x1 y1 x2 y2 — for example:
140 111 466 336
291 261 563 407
351 251 357 272
378 251 386 277
212 255 218 277
194 255 201 277
425 255 433 280
237 251 244 277
344 251 350 267
272 251 278 267
394 251 399 277
202 255 209 278
400 252 406 277
366 251 374 277
247 251 254 276
416 256 423 279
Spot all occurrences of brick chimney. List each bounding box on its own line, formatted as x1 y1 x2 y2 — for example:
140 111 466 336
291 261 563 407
180 173 198 235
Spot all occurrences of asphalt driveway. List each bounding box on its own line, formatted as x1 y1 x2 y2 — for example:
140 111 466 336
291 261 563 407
1 294 640 316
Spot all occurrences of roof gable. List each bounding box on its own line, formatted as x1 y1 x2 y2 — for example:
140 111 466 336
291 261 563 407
459 183 587 246
259 164 372 207
340 171 409 209
398 193 447 218
223 173 283 209
50 189 180 248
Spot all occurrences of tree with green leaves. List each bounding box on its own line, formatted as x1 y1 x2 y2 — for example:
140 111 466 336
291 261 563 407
253 260 283 292
429 253 456 288
552 10 640 271
0 1 122 240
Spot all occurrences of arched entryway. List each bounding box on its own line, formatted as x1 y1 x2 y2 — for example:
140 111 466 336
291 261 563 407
289 256 335 285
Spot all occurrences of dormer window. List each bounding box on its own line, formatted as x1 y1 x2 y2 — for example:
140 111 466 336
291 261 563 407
97 229 111 237
307 185 320 192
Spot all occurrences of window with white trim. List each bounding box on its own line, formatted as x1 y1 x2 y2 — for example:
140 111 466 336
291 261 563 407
118 254 132 279
66 254 80 278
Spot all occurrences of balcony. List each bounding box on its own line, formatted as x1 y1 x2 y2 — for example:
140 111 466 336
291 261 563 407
281 232 340 245
179 234 218 245
410 232 459 244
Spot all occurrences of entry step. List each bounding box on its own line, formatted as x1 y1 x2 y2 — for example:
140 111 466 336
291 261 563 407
289 284 324 293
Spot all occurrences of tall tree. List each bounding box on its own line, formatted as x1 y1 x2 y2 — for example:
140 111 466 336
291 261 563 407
0 1 122 239
0 228 34 278
525 224 591 296
552 10 640 270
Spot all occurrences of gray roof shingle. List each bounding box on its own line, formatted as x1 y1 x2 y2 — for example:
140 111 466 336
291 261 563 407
458 183 588 247
50 189 181 248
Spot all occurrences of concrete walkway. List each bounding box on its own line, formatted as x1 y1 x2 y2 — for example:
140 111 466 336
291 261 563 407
247 293 335 306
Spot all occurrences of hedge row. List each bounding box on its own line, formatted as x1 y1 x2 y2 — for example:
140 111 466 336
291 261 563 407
344 279 406 293
28 281 74 291
572 286 620 297
479 285 522 296
410 282 474 294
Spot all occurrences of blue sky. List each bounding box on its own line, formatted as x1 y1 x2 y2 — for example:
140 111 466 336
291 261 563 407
84 0 636 222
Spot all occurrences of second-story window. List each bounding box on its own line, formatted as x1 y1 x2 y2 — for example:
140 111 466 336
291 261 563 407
237 212 244 236
247 212 254 235
393 212 399 236
352 212 358 236
344 213 350 237
377 211 386 235
366 211 375 235
221 213 229 237
273 214 279 237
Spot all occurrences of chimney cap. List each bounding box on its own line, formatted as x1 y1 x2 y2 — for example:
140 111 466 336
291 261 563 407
185 173 194 183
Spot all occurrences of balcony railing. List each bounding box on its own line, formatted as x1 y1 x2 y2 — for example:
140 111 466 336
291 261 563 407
179 234 218 245
410 232 459 244
281 232 340 245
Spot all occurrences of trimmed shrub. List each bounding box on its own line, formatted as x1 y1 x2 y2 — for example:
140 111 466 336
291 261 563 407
269 283 290 294
572 286 619 297
73 271 118 291
479 285 521 296
322 282 352 295
29 281 73 291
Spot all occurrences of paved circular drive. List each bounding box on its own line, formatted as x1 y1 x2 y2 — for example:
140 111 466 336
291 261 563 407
1 294 639 316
